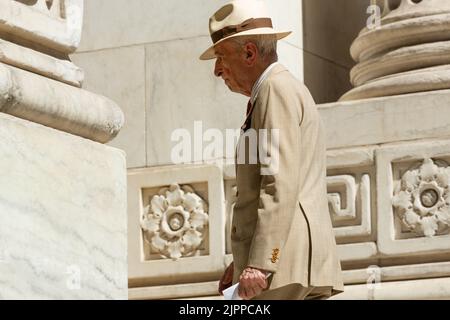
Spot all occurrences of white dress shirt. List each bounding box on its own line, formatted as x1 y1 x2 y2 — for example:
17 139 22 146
250 62 280 105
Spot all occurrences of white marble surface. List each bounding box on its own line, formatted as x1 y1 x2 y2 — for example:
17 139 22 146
327 147 375 170
278 40 303 81
145 36 247 166
338 243 378 262
266 0 303 49
72 35 303 168
0 62 124 144
343 261 450 285
320 90 450 149
77 0 302 52
0 39 84 87
0 113 128 299
0 0 83 54
330 277 450 300
129 281 219 300
71 46 146 168
73 0 304 166
78 0 230 52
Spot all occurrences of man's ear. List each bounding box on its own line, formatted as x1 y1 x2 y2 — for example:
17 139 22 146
244 42 258 66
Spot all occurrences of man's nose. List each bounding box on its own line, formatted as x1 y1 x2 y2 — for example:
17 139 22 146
214 60 223 78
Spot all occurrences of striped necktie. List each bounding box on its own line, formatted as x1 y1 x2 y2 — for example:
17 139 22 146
241 100 255 131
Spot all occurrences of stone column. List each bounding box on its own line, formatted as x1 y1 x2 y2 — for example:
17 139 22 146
0 0 127 299
320 0 450 300
341 0 450 101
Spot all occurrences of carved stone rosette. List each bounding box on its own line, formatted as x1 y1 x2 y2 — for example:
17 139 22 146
392 158 450 237
140 184 209 260
341 0 450 101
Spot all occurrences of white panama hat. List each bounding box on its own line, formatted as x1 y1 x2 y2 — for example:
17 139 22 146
199 0 292 60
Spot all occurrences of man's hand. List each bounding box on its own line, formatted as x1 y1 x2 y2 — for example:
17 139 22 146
218 262 234 295
238 267 269 300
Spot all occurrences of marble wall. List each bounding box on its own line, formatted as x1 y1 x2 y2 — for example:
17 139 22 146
0 0 129 300
0 112 128 299
72 0 372 165
71 0 304 169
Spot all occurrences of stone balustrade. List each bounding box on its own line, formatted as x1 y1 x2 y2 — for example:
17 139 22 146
128 89 450 300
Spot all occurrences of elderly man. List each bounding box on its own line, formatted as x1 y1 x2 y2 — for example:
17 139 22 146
200 0 344 300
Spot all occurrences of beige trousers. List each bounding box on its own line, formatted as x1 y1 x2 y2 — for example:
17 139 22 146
252 284 333 300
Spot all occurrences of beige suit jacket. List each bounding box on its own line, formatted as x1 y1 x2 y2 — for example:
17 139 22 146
232 64 344 296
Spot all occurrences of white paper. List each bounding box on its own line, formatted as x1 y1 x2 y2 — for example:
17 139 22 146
223 273 272 300
223 283 242 300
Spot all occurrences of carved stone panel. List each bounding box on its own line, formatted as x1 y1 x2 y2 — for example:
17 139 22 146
127 165 226 288
327 175 357 221
377 140 450 257
327 148 375 243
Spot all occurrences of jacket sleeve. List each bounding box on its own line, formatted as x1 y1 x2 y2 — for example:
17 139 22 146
247 80 303 273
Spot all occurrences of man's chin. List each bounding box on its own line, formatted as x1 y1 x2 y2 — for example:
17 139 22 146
223 81 241 95
226 84 238 94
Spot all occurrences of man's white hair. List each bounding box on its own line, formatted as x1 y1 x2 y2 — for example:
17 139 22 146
231 34 278 59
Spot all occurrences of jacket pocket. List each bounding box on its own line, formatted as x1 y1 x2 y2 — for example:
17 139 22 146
230 210 258 242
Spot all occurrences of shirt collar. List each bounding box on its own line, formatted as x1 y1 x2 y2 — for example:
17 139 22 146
250 62 279 105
